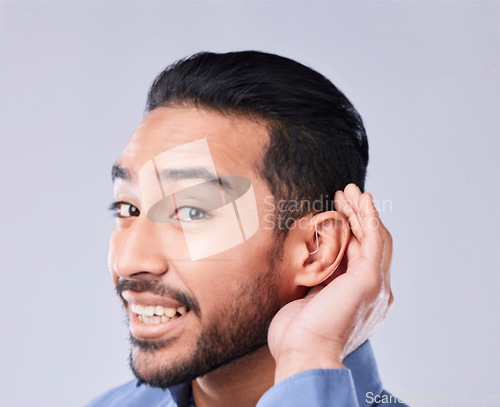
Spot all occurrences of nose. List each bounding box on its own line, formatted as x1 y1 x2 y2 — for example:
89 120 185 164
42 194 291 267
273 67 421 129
109 217 169 280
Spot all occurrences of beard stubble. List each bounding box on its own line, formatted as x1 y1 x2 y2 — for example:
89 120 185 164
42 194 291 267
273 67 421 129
128 246 285 389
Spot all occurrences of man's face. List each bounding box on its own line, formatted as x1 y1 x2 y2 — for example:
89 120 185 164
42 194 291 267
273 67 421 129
109 106 298 387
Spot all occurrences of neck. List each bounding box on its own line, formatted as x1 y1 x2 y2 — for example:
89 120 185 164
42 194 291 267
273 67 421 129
192 345 276 407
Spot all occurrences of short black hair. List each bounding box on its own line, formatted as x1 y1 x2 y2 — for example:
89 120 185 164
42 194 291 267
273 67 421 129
146 51 368 235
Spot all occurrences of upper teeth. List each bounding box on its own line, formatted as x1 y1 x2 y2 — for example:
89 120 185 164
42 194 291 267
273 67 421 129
131 303 187 317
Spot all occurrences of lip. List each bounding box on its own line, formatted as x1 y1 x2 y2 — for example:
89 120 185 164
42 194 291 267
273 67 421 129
129 309 189 340
122 290 190 340
121 290 186 309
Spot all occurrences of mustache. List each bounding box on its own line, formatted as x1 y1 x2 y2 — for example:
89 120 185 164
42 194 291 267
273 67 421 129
116 278 201 317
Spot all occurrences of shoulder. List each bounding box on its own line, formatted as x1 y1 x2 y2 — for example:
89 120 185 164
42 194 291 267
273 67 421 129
85 380 174 407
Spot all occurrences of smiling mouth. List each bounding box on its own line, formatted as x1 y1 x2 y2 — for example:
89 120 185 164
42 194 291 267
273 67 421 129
131 304 188 325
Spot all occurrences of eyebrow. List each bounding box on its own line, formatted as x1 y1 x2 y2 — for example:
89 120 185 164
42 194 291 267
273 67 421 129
111 163 231 190
161 168 232 190
111 164 131 182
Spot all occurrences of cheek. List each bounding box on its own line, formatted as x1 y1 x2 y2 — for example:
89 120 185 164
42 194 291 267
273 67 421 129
190 239 277 308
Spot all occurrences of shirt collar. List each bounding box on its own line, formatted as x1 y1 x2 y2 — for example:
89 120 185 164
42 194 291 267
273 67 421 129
167 339 383 407
167 381 193 407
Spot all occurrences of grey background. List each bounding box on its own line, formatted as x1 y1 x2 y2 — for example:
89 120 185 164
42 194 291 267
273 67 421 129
1 1 498 406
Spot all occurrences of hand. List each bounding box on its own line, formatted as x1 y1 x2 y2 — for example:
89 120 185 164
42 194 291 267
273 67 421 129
267 184 394 383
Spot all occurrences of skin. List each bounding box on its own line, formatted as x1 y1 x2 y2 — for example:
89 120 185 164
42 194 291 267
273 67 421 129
109 106 394 407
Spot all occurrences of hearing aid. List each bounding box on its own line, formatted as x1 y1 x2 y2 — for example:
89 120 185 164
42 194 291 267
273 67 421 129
309 222 340 283
309 223 319 255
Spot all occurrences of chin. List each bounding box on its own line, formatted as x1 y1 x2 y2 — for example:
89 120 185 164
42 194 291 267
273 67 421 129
129 343 198 388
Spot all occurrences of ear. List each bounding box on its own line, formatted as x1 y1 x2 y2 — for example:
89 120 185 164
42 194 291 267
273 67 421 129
286 211 350 288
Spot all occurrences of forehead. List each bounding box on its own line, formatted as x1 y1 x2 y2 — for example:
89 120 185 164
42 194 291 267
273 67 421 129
117 106 269 178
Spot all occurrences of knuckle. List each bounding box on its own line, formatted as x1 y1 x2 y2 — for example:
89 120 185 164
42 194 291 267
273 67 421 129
362 192 373 201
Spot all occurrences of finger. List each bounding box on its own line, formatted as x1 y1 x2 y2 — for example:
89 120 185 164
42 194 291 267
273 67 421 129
358 196 393 306
344 233 361 262
379 218 393 280
357 192 384 266
342 184 365 241
334 189 364 241
343 183 362 215
366 204 392 284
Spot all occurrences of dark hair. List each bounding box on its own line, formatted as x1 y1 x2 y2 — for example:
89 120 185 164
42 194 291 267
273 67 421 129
146 51 368 236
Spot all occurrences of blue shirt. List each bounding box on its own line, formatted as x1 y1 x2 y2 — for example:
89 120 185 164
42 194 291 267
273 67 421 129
85 340 409 406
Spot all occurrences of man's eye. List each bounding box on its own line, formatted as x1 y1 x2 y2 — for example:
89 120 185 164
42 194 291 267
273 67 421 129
174 207 209 222
109 201 140 218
